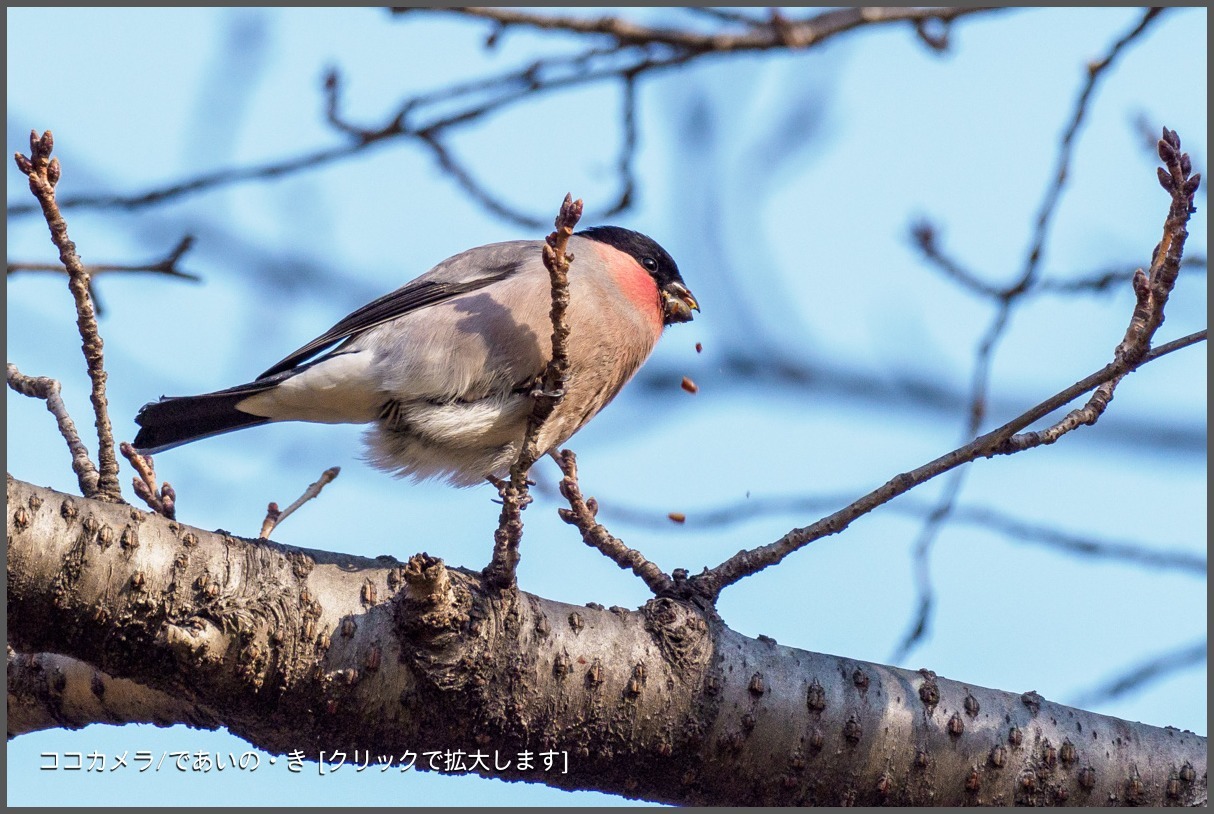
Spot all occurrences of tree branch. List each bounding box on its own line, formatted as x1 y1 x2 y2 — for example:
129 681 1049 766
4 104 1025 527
553 449 675 596
484 195 582 590
6 364 100 498
7 9 1005 224
579 487 1207 576
7 475 1206 806
13 131 122 502
421 7 1003 52
894 8 1170 659
258 466 341 539
695 127 1201 601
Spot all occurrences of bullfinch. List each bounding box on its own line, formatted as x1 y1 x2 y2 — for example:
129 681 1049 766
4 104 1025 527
133 226 698 486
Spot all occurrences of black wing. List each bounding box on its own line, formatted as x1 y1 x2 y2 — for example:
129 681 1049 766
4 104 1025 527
257 262 520 379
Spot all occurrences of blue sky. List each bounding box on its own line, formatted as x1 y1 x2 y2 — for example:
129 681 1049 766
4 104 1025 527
7 7 1206 806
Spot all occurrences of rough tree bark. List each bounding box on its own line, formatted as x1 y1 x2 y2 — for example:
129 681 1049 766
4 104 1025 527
7 476 1206 806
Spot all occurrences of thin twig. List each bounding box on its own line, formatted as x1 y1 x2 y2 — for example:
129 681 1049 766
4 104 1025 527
895 8 1167 658
694 129 1201 602
418 7 1001 52
13 130 122 502
6 364 100 497
119 442 176 520
554 449 675 596
484 195 583 590
1069 639 1207 708
258 467 341 539
8 236 200 316
577 487 1206 576
8 9 1003 222
1036 255 1206 295
6 236 199 280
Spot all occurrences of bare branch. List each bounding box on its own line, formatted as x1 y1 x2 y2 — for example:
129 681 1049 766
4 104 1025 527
484 195 583 590
7 236 199 316
894 8 1169 659
1069 639 1207 708
693 129 1201 601
6 364 99 497
258 466 341 539
909 220 1004 299
695 328 1204 600
12 131 121 502
584 488 1206 576
117 442 175 520
6 235 199 281
8 9 1004 224
420 7 1004 52
1036 254 1206 295
553 449 675 596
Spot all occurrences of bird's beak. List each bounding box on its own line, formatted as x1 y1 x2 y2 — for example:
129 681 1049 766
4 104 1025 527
661 281 700 325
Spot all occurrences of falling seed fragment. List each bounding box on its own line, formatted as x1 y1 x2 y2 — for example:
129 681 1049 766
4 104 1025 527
668 512 686 524
695 342 703 353
681 376 698 394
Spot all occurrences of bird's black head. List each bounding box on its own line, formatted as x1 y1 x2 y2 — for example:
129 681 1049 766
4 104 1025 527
578 225 699 324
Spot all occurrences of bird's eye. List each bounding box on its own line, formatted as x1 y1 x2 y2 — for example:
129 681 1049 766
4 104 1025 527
642 257 658 272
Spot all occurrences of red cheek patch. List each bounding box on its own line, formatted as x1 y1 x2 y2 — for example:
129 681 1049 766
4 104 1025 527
595 242 662 336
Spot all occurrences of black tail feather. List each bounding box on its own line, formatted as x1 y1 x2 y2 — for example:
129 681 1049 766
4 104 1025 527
133 380 277 454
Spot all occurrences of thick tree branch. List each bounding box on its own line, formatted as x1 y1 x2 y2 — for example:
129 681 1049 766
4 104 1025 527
7 650 221 738
7 476 1206 806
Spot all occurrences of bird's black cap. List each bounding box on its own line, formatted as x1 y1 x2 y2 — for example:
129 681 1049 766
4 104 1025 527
577 225 685 289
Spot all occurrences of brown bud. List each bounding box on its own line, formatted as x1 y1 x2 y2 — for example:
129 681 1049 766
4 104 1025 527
877 773 892 797
965 768 980 792
806 678 826 712
808 727 824 751
586 658 603 687
918 680 939 706
947 712 964 737
748 672 765 695
1078 766 1096 790
964 692 980 717
843 716 862 743
989 744 1007 768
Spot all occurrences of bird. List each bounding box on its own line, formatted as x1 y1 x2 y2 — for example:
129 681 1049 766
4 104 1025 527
132 226 698 486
